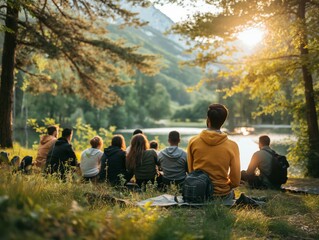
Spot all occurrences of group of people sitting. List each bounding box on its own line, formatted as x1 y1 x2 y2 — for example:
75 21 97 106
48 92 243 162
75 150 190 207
34 126 188 190
21 103 284 199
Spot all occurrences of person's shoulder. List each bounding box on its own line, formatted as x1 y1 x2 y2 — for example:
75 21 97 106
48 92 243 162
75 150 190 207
188 134 201 144
145 149 157 156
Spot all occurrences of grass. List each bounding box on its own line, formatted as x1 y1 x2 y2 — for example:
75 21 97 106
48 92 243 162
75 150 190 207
1 146 319 240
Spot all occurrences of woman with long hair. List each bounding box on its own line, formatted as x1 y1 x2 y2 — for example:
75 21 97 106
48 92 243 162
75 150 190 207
99 134 132 185
126 134 159 187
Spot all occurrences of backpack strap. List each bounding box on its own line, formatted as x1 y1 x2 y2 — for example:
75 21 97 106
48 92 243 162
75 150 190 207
261 148 276 156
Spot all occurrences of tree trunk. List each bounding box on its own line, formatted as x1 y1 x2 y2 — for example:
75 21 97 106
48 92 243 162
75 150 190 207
0 5 19 148
298 1 319 177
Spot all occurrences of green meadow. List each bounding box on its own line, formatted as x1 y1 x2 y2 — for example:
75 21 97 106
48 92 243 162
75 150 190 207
0 146 318 240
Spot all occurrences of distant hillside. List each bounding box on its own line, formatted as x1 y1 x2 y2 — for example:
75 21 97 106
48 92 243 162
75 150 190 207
107 3 204 105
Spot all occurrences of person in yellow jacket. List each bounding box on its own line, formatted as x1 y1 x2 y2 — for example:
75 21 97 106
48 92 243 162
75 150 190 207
187 104 240 200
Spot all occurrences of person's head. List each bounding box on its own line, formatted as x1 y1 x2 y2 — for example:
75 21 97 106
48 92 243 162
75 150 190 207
90 136 103 149
150 140 158 150
259 135 270 148
62 128 73 142
111 134 126 150
126 134 149 171
168 131 180 146
206 104 228 130
47 125 58 137
133 129 143 135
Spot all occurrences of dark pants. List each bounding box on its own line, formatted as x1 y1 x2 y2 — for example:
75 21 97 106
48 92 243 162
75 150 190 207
241 170 266 189
136 178 155 188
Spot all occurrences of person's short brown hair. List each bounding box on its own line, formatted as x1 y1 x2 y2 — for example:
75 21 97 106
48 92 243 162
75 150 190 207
47 125 58 135
111 135 126 150
90 136 103 149
150 140 158 150
62 128 73 138
207 104 228 129
259 135 270 146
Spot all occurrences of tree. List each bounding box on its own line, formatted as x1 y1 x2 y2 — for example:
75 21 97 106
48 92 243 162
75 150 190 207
0 0 159 148
167 0 319 176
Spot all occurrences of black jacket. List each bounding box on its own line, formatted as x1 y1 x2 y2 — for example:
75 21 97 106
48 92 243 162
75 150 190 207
99 146 132 185
46 137 77 178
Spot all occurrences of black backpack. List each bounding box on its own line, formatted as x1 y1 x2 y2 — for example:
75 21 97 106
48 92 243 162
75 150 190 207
18 156 33 174
263 149 289 185
182 169 213 203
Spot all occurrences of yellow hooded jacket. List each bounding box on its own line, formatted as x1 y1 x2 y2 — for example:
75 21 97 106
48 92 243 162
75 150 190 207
187 130 240 196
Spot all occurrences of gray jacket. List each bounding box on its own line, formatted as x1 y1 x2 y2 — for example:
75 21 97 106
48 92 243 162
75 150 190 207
247 146 275 186
158 146 187 181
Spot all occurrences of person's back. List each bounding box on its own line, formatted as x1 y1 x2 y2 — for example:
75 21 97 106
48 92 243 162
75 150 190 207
134 149 158 181
46 128 77 178
158 131 187 185
126 134 158 187
242 135 280 189
187 104 240 198
35 126 58 169
99 135 132 185
80 136 103 181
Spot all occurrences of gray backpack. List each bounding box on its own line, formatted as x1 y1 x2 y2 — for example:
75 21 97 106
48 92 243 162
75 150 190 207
182 169 213 203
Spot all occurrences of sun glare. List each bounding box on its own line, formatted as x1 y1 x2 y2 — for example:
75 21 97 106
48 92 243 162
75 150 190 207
237 27 264 46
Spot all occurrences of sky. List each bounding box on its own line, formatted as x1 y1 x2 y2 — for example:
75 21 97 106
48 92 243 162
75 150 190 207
153 1 218 22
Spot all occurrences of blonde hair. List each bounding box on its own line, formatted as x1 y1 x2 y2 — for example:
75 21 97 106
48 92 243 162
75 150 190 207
90 136 103 149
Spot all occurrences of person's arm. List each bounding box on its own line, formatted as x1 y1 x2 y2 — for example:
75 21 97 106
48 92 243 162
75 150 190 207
151 150 159 166
99 153 107 180
187 141 194 172
229 144 241 188
69 145 78 167
184 152 189 173
97 151 103 170
246 152 259 176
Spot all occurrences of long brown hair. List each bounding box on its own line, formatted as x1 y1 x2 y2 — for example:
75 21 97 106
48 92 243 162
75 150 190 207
111 134 126 150
126 134 149 171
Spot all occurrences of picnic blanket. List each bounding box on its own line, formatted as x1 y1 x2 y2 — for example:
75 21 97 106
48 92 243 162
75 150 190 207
282 178 319 195
136 194 267 207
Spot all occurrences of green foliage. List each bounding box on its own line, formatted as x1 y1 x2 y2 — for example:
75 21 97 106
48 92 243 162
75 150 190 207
0 165 319 239
27 118 59 136
169 0 319 176
268 220 302 237
72 118 115 151
26 117 115 151
172 99 211 122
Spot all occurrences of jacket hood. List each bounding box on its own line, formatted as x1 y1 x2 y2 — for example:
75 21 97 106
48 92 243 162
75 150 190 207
40 135 56 145
83 148 102 157
199 130 228 146
161 146 184 159
55 137 69 146
104 146 121 156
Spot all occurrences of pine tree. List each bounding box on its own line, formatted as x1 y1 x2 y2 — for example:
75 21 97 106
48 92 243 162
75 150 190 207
0 0 160 148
